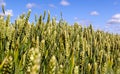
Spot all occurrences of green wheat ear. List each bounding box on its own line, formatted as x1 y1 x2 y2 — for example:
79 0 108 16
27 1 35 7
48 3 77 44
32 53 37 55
2 5 5 14
74 66 79 74
48 55 57 74
57 64 64 74
24 47 41 74
1 56 14 74
43 10 46 20
47 10 50 24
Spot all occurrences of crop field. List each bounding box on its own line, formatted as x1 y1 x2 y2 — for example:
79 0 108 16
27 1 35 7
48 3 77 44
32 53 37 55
0 9 120 74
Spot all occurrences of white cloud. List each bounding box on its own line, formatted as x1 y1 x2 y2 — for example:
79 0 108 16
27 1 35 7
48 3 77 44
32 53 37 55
26 3 36 9
74 17 79 20
5 10 13 16
90 11 99 16
60 0 70 6
79 20 92 26
0 9 13 16
108 19 120 24
56 20 59 23
49 4 56 8
0 0 6 6
112 14 120 19
75 19 92 26
108 14 120 24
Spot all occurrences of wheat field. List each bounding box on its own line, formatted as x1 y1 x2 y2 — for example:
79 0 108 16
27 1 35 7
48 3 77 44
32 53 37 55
0 9 120 74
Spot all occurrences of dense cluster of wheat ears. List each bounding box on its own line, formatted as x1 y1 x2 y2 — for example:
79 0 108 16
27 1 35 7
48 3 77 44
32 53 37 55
0 6 120 74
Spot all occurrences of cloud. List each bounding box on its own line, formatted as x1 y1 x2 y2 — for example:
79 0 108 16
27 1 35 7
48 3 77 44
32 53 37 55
0 9 13 16
108 13 120 24
26 3 36 9
0 0 6 6
60 0 70 6
49 4 56 8
74 17 79 21
75 19 92 26
112 13 120 19
79 20 92 26
90 11 99 16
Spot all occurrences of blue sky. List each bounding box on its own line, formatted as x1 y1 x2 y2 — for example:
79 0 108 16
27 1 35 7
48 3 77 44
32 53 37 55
0 0 120 34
